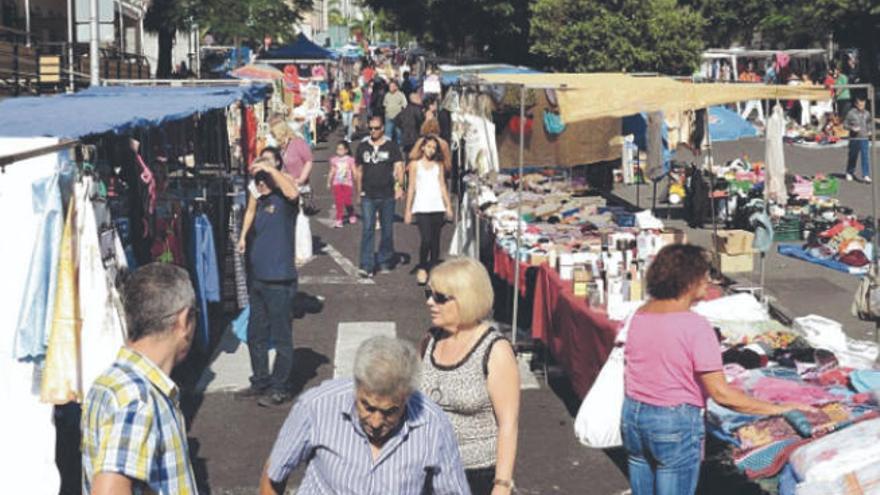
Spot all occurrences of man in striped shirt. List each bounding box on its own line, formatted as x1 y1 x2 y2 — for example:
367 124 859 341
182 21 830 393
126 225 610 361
259 336 471 494
82 263 198 495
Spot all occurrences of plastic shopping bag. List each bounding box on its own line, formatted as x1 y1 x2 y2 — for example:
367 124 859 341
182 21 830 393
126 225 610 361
574 313 634 449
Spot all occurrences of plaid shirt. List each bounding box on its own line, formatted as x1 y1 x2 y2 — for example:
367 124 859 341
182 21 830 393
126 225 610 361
81 347 197 495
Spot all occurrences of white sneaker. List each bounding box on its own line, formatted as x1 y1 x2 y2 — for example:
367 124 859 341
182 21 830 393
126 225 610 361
846 173 854 181
864 176 873 184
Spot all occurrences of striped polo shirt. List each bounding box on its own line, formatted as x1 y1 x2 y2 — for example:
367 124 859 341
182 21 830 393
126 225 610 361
81 347 197 495
267 378 471 494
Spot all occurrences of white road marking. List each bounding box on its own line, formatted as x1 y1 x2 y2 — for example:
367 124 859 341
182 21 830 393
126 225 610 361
195 325 268 393
334 321 397 379
300 275 374 285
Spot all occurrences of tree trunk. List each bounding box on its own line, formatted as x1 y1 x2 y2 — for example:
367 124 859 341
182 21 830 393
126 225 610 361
156 27 174 78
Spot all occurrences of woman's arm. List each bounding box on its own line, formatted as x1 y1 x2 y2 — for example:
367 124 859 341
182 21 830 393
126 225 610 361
239 193 257 253
487 339 520 494
700 371 810 415
404 161 418 224
297 159 313 185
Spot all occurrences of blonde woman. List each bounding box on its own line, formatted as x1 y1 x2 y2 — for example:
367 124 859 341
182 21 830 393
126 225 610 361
420 257 520 495
270 118 314 264
404 135 453 285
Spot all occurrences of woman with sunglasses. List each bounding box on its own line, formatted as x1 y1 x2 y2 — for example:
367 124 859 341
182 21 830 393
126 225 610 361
419 257 520 495
404 134 454 285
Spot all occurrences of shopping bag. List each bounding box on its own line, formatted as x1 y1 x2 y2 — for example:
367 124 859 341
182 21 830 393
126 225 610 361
853 263 880 321
574 312 635 449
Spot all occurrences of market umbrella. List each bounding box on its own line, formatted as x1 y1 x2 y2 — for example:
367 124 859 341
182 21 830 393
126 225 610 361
230 63 284 80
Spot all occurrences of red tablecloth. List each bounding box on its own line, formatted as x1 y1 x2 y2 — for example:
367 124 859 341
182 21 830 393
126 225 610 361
531 264 618 399
493 244 530 297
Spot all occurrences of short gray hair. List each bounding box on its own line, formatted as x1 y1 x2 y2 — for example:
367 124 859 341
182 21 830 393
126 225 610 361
123 263 196 342
353 336 420 397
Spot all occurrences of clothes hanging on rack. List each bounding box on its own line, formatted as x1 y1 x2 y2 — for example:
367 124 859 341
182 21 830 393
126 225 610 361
77 177 127 394
0 138 65 494
229 203 249 309
15 167 66 360
40 194 81 404
192 212 221 348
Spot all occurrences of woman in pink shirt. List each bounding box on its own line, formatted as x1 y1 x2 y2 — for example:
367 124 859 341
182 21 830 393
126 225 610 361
622 244 810 495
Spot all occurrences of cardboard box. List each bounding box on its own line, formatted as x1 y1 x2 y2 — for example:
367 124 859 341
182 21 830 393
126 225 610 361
718 252 754 273
714 230 755 255
659 228 688 246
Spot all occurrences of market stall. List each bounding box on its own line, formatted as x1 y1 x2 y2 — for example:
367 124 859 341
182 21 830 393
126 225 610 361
0 83 270 493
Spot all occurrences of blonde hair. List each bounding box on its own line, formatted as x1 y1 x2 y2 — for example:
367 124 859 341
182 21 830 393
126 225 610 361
270 120 295 145
429 257 494 326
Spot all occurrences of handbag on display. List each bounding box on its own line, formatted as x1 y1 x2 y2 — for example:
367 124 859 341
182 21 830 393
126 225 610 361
852 263 880 320
574 312 635 449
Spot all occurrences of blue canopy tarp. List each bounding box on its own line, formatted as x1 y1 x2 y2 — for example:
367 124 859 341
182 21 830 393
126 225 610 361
260 33 338 61
0 84 270 139
709 105 759 142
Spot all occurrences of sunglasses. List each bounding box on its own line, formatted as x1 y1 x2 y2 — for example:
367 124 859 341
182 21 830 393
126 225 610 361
424 288 455 304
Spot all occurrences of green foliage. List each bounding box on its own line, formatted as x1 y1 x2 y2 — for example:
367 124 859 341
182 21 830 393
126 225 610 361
360 0 531 62
530 0 706 74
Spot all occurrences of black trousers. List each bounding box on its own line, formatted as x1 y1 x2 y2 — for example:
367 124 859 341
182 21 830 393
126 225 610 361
414 212 445 270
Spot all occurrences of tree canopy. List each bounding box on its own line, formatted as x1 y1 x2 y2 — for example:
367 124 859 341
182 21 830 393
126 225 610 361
530 0 706 74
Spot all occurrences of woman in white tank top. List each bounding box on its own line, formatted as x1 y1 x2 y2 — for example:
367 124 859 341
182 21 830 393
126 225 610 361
405 135 453 285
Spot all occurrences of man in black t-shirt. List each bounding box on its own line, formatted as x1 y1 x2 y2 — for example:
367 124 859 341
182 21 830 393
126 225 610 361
354 115 405 277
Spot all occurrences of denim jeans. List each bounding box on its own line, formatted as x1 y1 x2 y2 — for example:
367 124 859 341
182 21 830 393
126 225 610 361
342 111 354 141
847 139 871 179
247 279 297 393
384 119 399 144
621 396 704 495
360 196 396 272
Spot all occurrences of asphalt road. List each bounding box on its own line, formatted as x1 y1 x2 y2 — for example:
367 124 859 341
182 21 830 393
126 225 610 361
179 130 878 495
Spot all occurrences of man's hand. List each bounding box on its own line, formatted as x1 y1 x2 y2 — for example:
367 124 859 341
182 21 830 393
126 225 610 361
237 237 246 254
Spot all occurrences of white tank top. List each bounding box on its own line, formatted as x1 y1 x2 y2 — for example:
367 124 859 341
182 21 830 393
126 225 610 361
411 162 446 213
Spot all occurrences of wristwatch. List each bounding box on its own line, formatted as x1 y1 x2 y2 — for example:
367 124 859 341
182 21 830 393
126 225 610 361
493 478 515 490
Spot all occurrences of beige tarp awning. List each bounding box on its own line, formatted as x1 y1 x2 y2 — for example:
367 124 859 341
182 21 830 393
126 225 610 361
477 73 832 123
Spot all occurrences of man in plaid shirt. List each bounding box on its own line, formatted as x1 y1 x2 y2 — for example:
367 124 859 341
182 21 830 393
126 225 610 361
82 263 198 495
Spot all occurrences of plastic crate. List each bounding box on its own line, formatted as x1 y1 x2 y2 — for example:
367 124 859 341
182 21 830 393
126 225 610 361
813 177 840 197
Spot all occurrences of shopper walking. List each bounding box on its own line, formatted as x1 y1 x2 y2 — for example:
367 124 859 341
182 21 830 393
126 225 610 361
395 92 425 157
420 257 520 495
236 156 300 407
622 244 814 495
404 135 453 285
355 115 405 278
258 336 470 495
81 263 198 495
383 80 408 143
339 82 355 142
328 142 357 227
844 96 872 183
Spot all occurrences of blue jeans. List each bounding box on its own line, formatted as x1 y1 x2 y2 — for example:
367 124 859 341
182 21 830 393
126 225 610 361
360 196 396 272
342 111 354 141
247 279 297 393
384 119 399 144
621 397 704 495
847 139 871 179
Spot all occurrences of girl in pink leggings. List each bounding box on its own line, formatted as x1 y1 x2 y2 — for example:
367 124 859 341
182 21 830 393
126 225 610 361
328 142 357 228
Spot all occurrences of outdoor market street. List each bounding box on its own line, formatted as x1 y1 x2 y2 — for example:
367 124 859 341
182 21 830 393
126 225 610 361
177 128 879 494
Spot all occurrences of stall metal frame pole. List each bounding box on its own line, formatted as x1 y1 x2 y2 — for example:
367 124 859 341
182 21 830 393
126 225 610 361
511 84 526 347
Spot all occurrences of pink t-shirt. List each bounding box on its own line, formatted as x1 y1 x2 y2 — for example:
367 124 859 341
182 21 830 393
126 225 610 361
283 138 313 181
624 311 722 407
